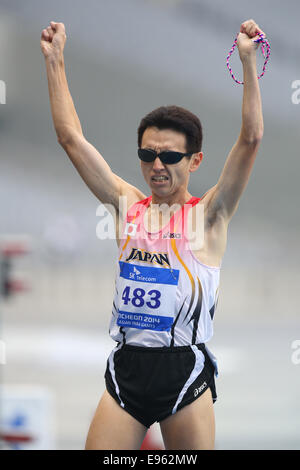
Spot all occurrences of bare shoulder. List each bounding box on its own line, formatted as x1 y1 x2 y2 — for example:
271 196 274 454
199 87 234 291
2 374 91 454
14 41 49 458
113 174 147 215
113 174 147 248
199 185 217 209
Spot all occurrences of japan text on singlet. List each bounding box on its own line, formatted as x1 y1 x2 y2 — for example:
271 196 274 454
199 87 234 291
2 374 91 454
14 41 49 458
108 195 221 348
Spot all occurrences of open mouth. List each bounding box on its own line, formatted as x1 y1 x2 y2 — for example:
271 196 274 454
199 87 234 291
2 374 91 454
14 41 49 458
151 176 169 182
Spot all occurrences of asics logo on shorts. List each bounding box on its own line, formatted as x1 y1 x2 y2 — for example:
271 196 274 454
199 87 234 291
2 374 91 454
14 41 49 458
194 381 207 397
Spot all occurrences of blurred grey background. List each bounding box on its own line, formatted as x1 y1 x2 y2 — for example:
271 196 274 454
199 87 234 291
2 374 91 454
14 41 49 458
0 0 299 449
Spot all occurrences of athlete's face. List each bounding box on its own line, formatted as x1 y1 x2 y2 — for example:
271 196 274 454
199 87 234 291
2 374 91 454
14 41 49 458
140 127 203 198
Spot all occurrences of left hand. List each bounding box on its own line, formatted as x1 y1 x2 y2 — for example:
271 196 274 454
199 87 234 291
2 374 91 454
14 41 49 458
236 19 266 60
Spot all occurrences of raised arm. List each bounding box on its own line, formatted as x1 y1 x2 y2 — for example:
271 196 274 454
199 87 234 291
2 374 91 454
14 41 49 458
40 21 145 213
208 19 265 223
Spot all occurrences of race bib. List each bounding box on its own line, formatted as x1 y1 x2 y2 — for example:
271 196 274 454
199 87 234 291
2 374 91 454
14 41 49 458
116 261 179 332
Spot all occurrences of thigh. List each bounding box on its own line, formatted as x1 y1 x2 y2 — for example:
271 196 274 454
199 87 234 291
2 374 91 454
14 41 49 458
85 389 148 450
159 387 215 450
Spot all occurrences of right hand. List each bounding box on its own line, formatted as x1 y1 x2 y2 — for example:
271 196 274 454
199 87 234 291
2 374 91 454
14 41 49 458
40 21 67 60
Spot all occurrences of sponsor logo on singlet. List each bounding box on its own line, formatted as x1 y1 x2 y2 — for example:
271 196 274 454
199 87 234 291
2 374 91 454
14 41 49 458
162 231 181 239
125 248 170 267
119 262 179 285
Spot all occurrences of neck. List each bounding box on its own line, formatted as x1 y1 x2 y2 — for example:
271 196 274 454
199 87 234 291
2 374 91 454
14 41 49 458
151 190 193 207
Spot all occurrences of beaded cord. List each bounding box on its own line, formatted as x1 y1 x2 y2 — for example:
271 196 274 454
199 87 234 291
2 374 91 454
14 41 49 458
226 32 271 84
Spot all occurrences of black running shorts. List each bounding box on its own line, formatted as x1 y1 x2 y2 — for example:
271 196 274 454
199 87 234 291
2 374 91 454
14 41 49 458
104 342 217 429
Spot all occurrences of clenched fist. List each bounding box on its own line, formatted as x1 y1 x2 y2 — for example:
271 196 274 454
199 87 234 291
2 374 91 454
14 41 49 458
40 21 67 60
236 19 266 60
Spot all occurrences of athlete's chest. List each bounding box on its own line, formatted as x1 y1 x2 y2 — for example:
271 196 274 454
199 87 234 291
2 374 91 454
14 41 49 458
142 203 223 267
117 196 227 268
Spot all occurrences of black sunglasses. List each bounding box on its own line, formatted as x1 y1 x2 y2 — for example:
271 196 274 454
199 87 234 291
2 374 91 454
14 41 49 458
138 148 193 165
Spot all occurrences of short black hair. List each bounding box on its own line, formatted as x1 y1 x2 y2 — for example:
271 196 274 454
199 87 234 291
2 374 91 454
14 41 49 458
137 105 203 154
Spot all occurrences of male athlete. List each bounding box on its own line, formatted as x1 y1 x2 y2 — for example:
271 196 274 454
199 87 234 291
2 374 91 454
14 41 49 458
41 19 264 450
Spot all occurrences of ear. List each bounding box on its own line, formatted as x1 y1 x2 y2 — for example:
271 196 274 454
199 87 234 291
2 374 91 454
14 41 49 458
189 152 203 173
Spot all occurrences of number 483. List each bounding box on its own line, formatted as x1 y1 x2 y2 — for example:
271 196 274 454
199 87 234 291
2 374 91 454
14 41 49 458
121 286 161 309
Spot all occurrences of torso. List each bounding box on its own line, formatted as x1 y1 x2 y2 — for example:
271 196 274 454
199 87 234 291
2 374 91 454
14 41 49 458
115 187 228 268
110 191 222 347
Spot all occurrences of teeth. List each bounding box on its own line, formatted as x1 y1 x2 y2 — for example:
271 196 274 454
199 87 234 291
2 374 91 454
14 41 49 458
153 176 168 181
